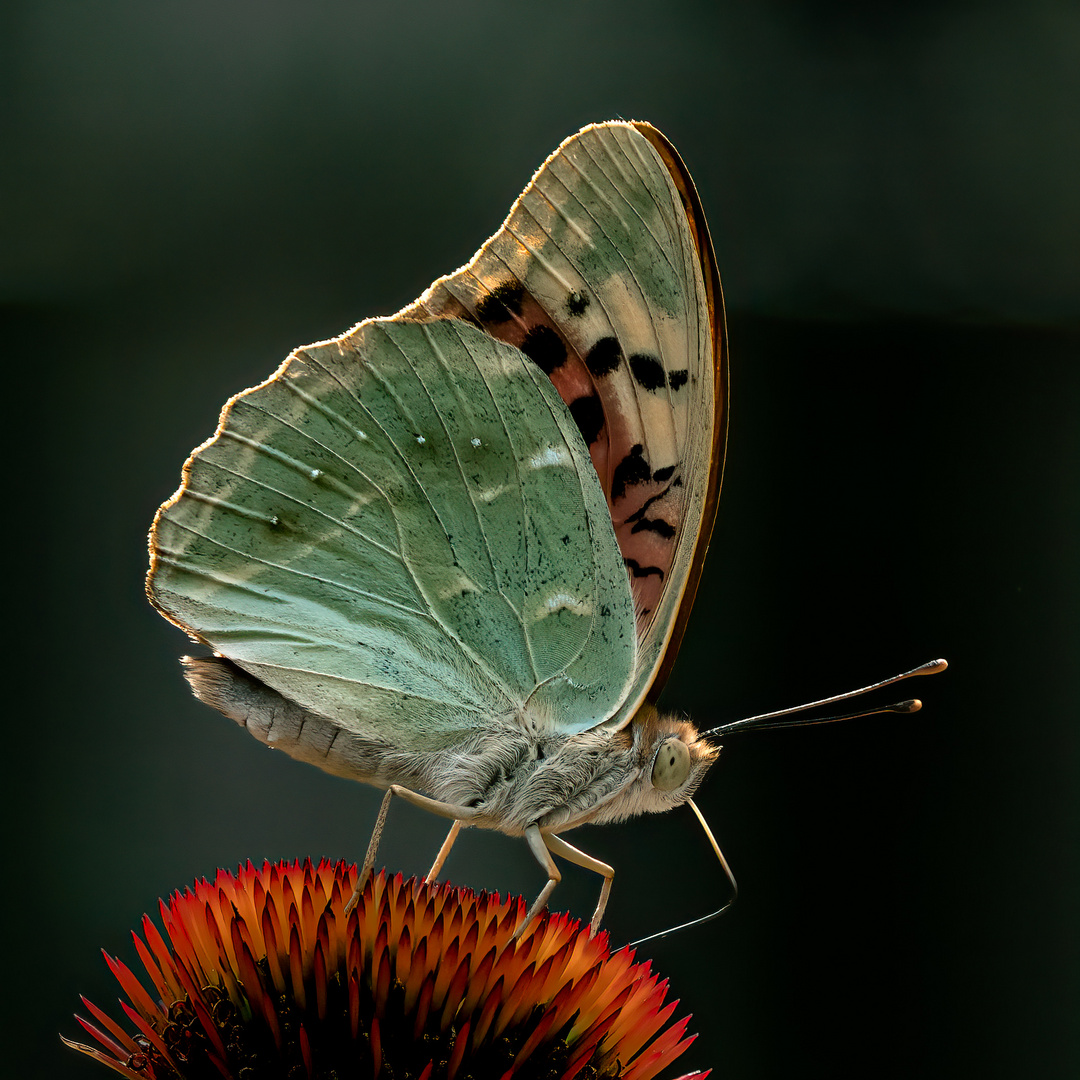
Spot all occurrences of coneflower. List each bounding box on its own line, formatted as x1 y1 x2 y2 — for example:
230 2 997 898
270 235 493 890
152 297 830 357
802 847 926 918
65 859 708 1080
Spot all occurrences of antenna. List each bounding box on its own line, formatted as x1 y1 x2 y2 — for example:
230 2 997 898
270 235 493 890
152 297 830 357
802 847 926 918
702 658 947 737
625 659 949 948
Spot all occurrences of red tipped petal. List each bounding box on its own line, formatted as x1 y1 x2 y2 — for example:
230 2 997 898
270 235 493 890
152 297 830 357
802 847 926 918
289 923 307 1012
300 1021 314 1079
373 940 393 1019
562 1010 622 1080
460 945 497 1015
614 997 679 1062
411 971 436 1040
348 971 361 1039
469 973 504 1049
370 1015 382 1078
73 1013 132 1060
314 938 329 1021
61 1035 148 1080
118 1000 180 1073
140 914 184 1002
79 995 140 1056
439 955 471 1032
102 952 161 1022
623 1018 695 1080
510 1000 562 1070
446 1018 471 1080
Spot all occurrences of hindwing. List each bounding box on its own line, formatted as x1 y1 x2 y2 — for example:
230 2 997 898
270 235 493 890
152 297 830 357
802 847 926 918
149 318 637 747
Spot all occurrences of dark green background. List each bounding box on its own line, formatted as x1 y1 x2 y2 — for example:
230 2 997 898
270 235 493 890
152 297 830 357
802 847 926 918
5 3 1077 1078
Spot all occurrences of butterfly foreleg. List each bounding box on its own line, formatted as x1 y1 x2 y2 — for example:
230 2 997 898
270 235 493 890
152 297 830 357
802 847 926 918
345 785 480 915
543 833 615 937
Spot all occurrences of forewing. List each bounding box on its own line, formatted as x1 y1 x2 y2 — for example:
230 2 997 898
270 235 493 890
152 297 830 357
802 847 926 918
400 120 726 724
148 318 637 748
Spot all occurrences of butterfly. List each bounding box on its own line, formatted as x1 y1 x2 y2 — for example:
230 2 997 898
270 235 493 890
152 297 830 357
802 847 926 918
148 120 728 935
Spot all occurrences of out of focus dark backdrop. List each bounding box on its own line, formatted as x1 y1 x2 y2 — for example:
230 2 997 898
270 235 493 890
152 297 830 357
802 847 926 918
5 3 1077 1078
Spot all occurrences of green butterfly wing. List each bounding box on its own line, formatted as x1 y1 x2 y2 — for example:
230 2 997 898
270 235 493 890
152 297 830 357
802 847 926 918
400 121 725 730
149 318 637 748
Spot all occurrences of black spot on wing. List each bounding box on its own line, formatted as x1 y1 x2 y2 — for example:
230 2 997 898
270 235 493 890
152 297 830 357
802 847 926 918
612 444 650 500
629 353 666 392
585 336 622 378
567 291 590 317
625 479 678 523
521 326 567 374
668 369 689 390
568 394 605 445
625 558 664 580
476 280 525 322
652 465 675 483
626 494 659 523
630 517 676 539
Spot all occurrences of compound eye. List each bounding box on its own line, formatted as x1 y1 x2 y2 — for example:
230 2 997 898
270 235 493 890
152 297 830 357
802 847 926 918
651 737 691 791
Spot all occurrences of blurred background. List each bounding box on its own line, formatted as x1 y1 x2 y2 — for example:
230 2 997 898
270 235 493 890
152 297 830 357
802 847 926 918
4 2 1077 1077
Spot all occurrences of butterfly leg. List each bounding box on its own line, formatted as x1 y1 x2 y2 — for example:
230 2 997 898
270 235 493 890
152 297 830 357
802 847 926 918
426 820 463 883
345 787 393 915
544 833 614 937
517 824 562 939
346 785 481 915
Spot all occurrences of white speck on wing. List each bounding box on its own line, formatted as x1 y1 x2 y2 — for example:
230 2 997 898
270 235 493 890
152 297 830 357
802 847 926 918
541 592 592 617
434 567 481 600
529 445 571 469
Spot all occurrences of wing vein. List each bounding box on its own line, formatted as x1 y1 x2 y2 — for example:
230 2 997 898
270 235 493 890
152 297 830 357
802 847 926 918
156 513 430 619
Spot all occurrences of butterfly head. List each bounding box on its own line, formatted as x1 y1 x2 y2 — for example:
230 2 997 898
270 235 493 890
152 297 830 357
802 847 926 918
636 703 719 803
563 705 717 831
